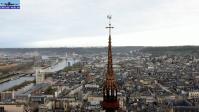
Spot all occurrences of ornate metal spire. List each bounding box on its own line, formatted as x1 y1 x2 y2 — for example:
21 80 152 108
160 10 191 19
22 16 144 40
106 15 114 79
102 15 119 112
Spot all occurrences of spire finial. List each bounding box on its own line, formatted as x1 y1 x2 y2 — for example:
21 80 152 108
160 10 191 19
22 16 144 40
106 15 114 37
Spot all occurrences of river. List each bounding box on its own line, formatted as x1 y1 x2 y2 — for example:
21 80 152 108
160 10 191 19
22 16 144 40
0 76 35 92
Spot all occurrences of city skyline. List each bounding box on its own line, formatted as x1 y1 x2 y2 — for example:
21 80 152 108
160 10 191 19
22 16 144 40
0 0 199 48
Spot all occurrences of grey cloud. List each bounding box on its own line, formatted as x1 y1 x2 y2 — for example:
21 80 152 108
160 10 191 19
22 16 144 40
0 0 199 47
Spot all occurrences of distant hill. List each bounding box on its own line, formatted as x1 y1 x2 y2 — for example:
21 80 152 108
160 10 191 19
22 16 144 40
0 46 142 55
141 46 199 56
1 46 198 56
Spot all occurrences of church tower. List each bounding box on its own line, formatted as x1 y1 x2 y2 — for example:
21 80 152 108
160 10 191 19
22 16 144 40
102 15 119 112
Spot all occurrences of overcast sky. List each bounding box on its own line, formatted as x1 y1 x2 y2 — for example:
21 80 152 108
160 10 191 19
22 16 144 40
0 0 199 48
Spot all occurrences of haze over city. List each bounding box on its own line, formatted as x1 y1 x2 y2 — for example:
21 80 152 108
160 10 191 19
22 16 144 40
0 0 199 48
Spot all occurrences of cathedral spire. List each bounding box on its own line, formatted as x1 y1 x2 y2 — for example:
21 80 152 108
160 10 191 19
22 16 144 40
102 15 119 112
106 15 114 78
